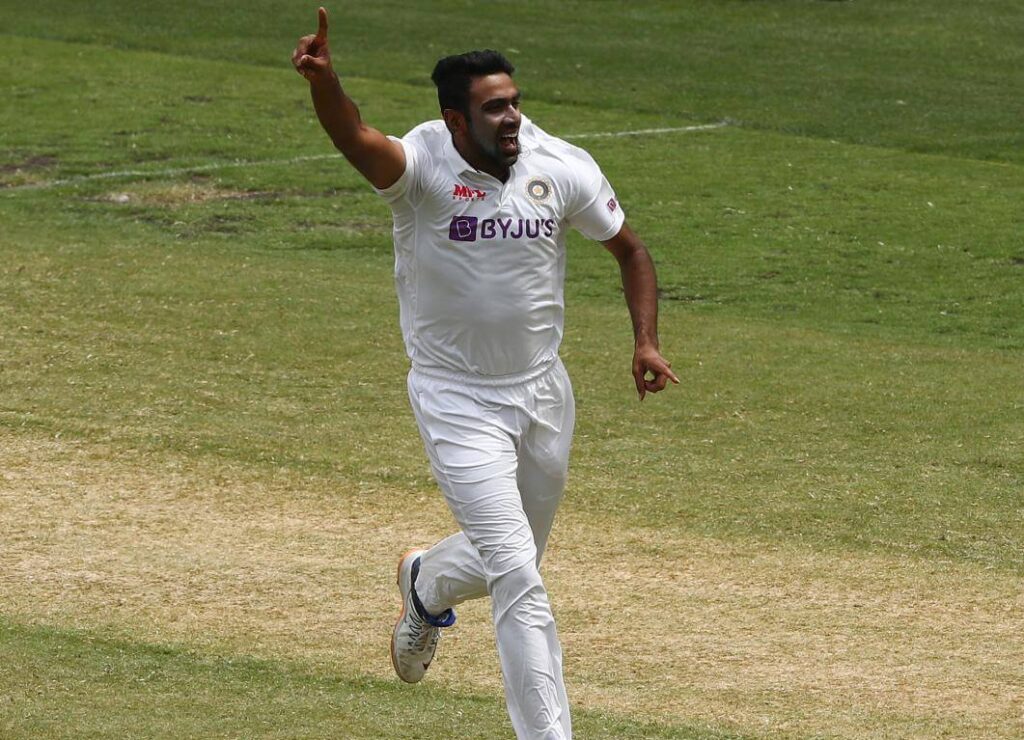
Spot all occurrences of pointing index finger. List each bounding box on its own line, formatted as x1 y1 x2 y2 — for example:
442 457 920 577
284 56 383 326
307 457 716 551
316 6 329 41
649 357 680 386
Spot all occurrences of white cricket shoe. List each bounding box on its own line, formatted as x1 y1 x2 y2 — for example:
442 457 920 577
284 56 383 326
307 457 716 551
390 548 456 683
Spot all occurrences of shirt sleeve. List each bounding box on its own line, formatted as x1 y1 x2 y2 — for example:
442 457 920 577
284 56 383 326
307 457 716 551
373 136 421 205
565 148 626 242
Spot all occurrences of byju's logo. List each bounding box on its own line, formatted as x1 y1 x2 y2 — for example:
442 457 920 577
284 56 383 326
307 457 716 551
447 216 555 243
449 216 479 242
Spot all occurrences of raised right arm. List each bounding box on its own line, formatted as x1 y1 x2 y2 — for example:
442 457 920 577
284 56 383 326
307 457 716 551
292 7 405 190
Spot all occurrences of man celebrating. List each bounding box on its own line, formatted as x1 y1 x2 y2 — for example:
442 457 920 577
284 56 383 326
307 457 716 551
293 8 677 738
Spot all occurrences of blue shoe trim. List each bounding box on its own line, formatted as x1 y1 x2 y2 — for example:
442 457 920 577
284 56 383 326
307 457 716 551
410 556 456 628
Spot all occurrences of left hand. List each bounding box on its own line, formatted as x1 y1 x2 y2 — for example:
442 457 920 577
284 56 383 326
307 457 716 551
632 343 679 401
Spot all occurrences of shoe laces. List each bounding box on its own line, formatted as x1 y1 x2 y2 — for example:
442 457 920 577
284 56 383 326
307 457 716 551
406 602 440 652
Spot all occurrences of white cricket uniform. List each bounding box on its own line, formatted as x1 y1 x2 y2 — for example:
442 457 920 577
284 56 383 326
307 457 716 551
375 115 624 740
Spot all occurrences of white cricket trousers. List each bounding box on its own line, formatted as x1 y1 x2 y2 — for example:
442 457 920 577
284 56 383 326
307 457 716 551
407 358 575 740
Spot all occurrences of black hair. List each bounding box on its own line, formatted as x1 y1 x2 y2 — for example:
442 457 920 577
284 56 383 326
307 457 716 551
430 50 515 116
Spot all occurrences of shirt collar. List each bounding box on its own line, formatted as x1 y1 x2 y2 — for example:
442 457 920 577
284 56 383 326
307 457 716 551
442 133 477 177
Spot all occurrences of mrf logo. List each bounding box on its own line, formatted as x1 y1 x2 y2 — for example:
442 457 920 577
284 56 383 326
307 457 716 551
449 216 555 243
452 183 486 201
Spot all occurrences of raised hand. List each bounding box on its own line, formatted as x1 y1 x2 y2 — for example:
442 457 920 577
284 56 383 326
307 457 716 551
292 7 333 82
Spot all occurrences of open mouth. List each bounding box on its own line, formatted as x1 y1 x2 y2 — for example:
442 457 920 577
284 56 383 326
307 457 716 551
499 131 519 155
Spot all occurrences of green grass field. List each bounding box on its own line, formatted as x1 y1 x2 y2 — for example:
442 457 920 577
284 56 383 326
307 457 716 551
2 1 1022 737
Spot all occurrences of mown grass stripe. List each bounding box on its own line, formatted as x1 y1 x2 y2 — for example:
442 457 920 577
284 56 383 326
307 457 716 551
2 123 731 192
0 618 744 739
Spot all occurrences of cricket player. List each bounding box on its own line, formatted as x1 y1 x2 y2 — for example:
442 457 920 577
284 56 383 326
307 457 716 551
293 8 678 738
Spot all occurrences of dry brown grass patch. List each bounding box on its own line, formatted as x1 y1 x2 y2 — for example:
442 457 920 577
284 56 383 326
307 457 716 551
2 432 1021 738
100 182 274 206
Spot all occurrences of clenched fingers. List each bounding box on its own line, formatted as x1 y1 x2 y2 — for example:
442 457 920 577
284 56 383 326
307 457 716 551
292 35 317 68
632 355 679 401
646 372 674 396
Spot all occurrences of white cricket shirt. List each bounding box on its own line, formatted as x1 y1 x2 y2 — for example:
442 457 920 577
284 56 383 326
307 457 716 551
375 114 625 378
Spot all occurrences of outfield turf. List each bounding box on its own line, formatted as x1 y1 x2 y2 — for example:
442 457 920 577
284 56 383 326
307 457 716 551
1 1 1022 737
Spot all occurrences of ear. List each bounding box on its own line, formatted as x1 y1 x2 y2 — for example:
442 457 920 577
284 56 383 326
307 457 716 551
442 108 467 136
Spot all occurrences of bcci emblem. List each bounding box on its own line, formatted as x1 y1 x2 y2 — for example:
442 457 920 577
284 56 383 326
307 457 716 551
526 177 552 203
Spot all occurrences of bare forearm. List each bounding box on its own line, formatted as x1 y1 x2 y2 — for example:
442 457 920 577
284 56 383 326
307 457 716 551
603 222 677 398
309 73 368 151
619 244 661 349
304 70 405 189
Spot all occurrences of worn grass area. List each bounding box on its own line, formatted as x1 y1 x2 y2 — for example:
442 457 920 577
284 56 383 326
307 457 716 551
3 433 1021 738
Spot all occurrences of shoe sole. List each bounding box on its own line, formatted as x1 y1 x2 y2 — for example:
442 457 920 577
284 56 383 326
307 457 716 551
390 547 425 684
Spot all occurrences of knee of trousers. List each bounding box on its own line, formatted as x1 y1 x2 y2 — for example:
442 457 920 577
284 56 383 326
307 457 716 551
488 559 553 627
479 527 538 583
470 507 539 577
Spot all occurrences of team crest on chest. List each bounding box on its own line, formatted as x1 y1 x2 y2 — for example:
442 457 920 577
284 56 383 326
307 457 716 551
526 177 553 203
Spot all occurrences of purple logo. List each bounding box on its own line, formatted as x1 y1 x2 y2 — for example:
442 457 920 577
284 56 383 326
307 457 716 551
449 216 478 242
448 216 555 243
